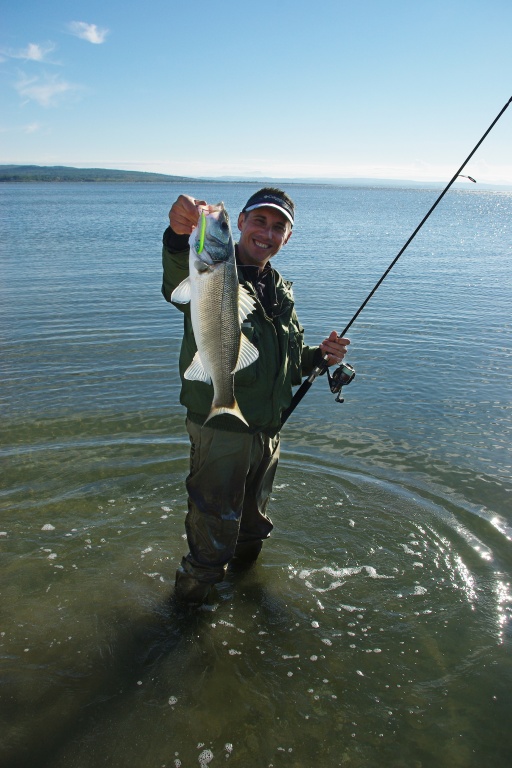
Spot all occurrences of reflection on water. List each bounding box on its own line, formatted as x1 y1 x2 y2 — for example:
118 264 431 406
2 435 511 768
1 183 511 767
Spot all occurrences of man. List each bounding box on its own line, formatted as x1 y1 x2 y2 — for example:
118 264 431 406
162 188 350 604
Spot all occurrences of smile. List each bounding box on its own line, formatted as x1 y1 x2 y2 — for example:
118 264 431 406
254 239 271 250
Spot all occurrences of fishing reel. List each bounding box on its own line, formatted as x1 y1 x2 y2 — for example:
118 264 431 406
326 363 356 403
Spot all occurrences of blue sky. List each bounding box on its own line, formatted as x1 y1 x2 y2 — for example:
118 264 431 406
1 0 511 182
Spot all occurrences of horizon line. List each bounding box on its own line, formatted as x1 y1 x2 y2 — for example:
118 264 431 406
1 163 511 188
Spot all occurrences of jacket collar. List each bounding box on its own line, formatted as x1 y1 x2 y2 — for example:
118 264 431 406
235 248 294 318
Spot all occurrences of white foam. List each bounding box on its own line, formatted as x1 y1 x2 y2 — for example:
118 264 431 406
340 604 364 613
198 749 214 767
297 565 393 589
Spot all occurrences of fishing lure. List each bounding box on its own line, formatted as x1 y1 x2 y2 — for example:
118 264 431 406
196 211 207 255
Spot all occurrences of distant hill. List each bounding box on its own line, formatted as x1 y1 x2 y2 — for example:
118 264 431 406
2 165 509 190
0 165 201 183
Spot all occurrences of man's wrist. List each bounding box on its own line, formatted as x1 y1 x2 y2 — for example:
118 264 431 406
163 226 189 253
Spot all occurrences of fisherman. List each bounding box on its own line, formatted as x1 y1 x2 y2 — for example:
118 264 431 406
162 188 350 604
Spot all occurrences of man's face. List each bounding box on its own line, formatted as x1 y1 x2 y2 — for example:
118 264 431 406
237 207 292 269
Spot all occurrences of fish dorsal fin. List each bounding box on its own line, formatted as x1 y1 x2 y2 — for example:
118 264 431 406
184 351 211 384
171 277 192 304
238 285 257 323
233 333 259 373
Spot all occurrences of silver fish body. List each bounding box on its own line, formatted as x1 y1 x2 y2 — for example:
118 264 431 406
171 204 258 426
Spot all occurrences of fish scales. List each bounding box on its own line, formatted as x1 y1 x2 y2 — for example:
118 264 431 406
192 258 238 407
171 204 259 426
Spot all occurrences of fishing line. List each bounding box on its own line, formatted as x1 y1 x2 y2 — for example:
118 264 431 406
281 95 512 427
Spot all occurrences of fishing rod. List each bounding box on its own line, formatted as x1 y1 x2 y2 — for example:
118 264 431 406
281 95 512 427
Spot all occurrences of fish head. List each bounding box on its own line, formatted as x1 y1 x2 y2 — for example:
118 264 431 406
191 203 234 267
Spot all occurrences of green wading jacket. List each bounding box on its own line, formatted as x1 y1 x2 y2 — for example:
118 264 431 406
162 230 320 436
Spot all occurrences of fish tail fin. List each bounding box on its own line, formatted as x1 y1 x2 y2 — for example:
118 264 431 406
204 399 249 427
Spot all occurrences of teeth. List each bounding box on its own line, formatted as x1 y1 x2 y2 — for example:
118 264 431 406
254 240 270 249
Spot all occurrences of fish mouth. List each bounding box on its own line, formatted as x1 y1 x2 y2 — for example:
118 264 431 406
203 232 232 263
208 233 230 247
196 248 214 266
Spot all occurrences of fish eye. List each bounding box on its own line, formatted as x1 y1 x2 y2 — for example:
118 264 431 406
221 221 229 232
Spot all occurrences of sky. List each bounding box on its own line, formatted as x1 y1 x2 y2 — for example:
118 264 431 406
1 0 511 183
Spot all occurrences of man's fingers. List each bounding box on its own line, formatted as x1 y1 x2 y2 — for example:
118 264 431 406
320 334 351 365
169 195 204 234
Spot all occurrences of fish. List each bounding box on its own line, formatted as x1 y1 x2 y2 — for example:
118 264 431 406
171 203 259 426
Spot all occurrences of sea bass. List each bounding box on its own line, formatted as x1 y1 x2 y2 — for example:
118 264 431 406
171 204 259 426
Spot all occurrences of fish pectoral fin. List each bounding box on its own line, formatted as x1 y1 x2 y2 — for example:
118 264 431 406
233 333 259 373
184 352 212 384
238 285 257 323
171 277 192 304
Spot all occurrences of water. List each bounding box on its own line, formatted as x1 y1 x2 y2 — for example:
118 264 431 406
1 182 511 768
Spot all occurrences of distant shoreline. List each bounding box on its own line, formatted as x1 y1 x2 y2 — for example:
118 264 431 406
1 165 510 190
0 165 198 184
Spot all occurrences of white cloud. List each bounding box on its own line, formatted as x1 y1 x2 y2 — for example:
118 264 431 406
0 42 56 62
23 122 44 134
15 74 78 107
23 43 54 61
68 21 109 44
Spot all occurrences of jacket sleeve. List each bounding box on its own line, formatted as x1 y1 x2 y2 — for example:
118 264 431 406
301 345 322 377
286 300 321 379
161 226 190 304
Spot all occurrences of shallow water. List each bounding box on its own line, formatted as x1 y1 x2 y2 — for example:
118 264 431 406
1 182 511 767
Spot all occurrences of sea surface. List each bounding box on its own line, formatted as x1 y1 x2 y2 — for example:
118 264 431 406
1 182 511 768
